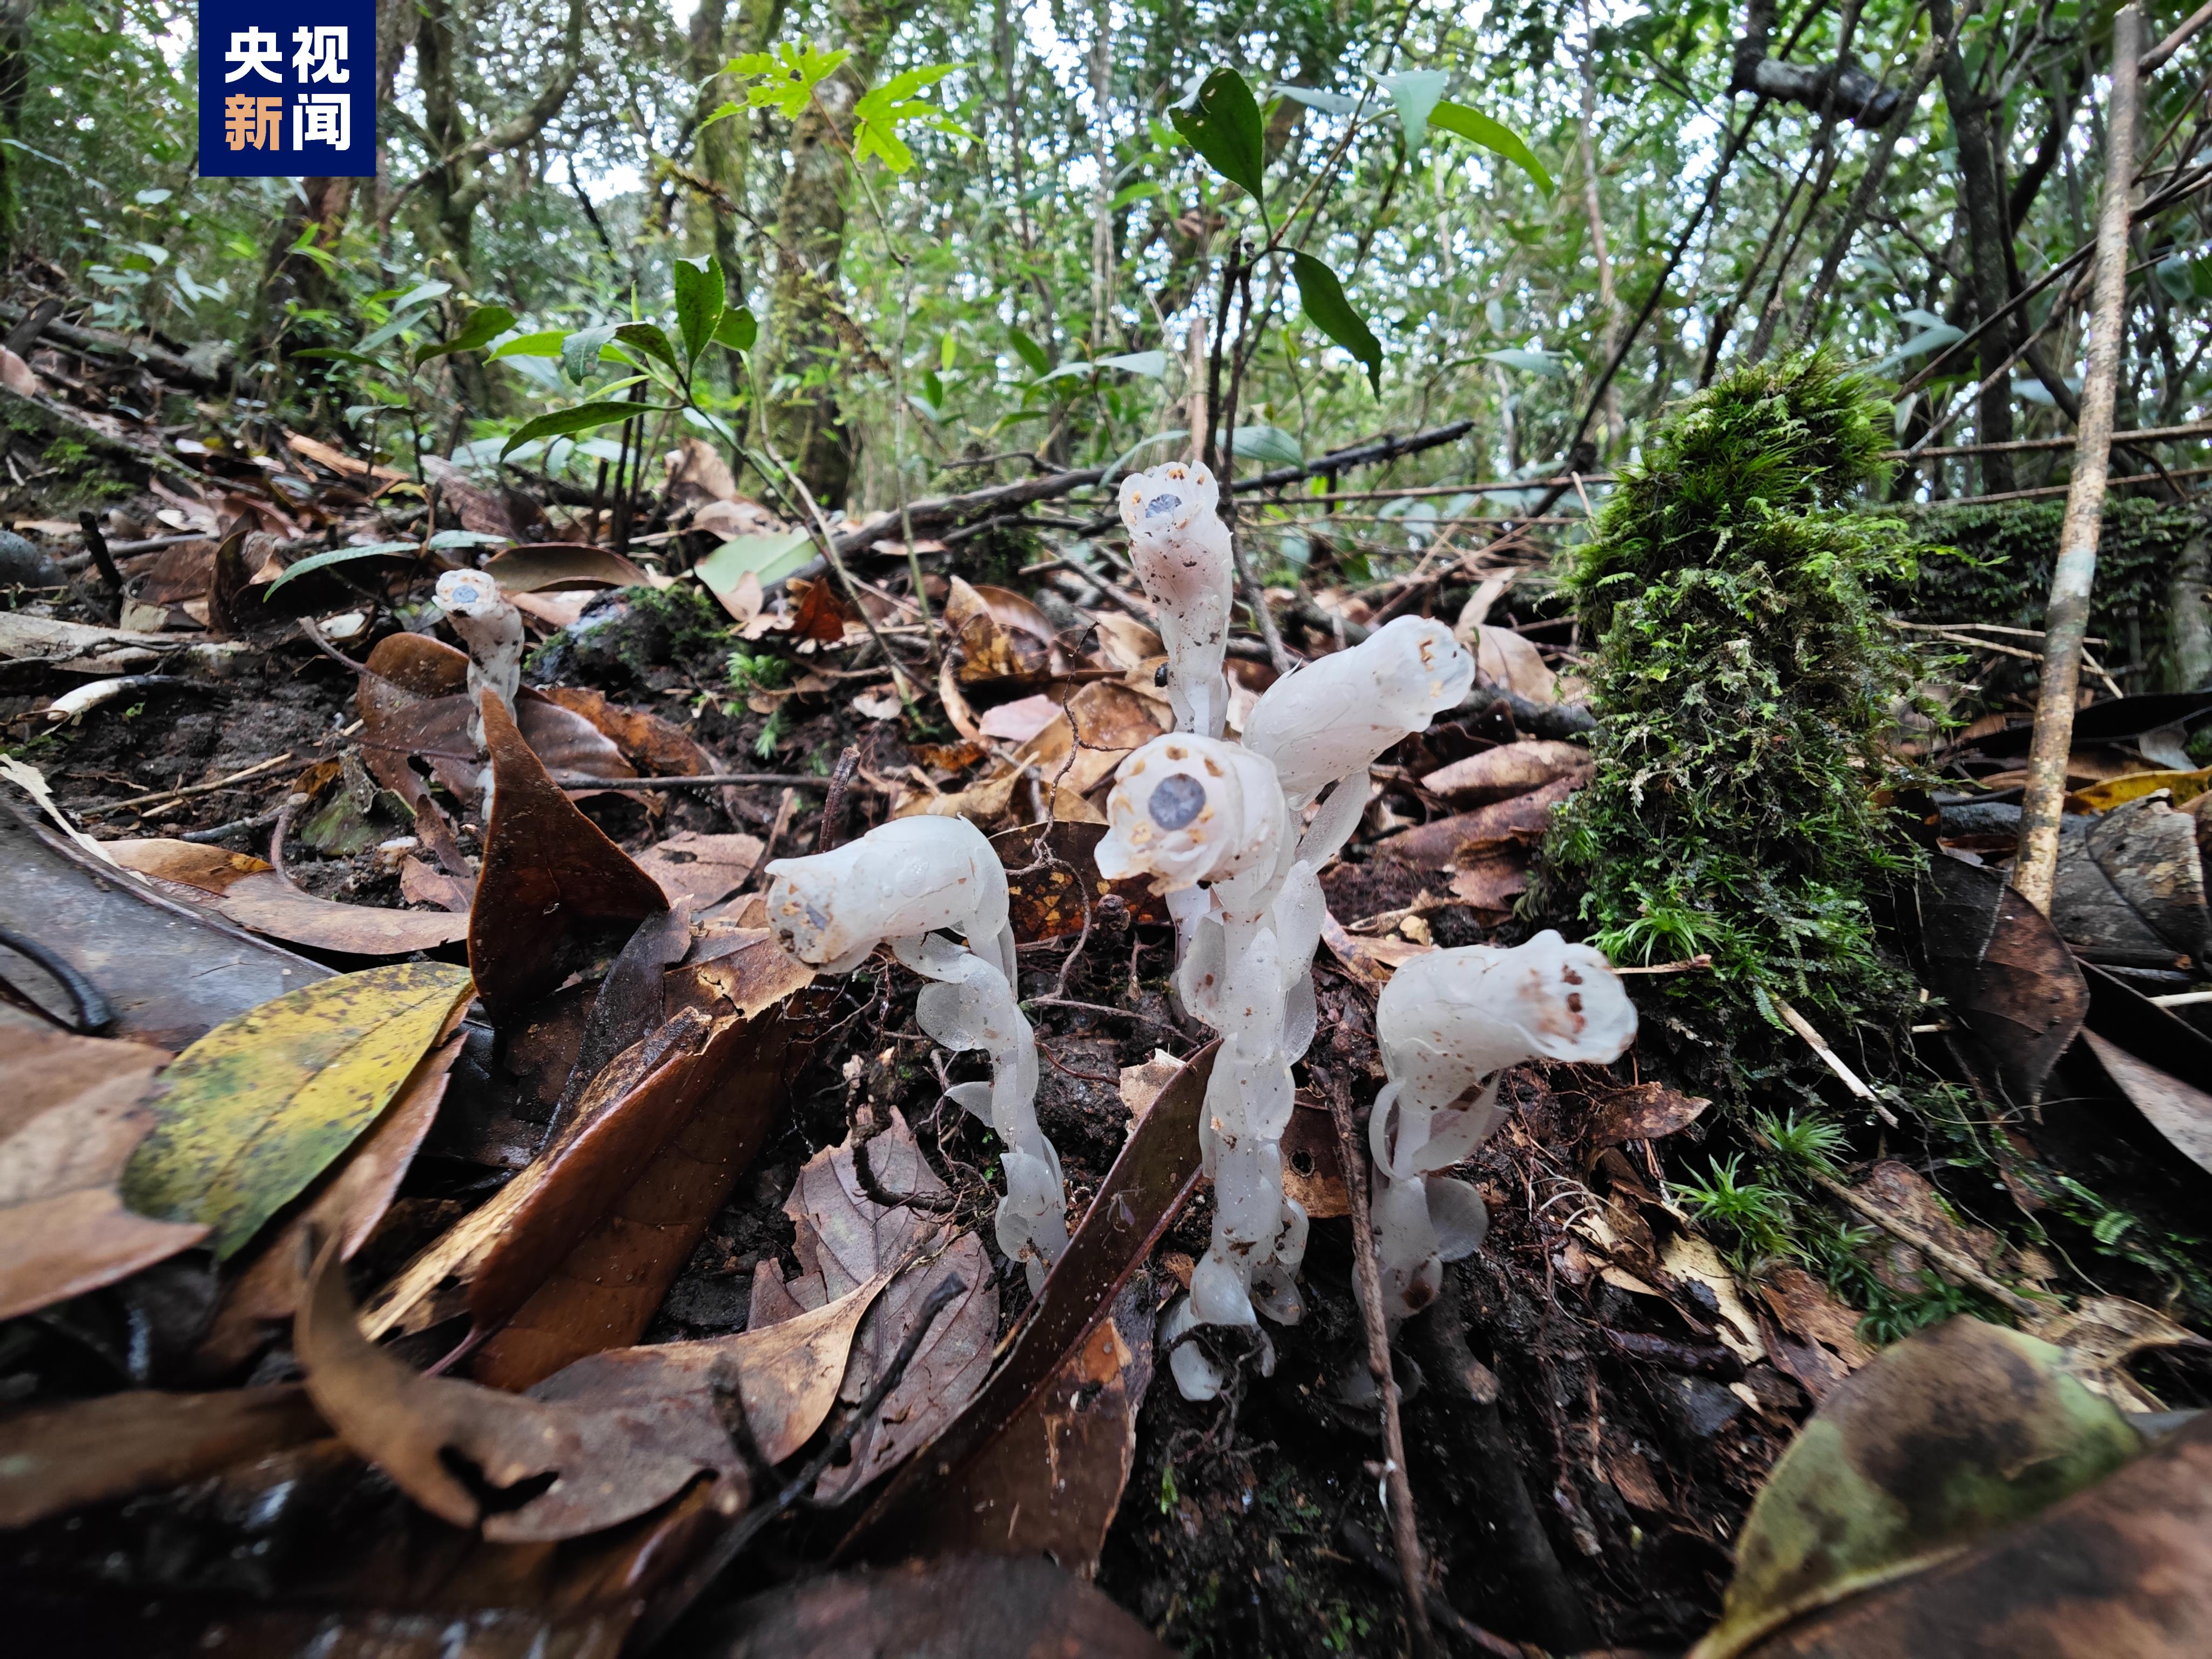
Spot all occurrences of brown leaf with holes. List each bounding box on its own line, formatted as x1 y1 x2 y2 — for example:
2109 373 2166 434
0 1385 327 1530
0 1016 207 1322
195 1031 461 1375
470 689 669 1021
297 1232 747 1541
467 940 817 1388
1280 1098 1350 1219
748 1111 997 1502
1589 1082 1713 1145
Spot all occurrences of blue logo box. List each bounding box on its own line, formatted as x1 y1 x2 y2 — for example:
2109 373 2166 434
199 1 375 178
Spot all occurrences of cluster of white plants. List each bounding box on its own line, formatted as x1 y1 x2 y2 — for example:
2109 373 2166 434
757 460 1636 1398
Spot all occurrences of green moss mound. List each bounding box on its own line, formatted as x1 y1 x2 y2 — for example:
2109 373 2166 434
1543 356 1931 1049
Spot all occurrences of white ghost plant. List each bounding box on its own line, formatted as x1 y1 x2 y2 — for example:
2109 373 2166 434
764 816 1068 1288
1368 933 1637 1318
433 568 525 746
1120 462 1235 739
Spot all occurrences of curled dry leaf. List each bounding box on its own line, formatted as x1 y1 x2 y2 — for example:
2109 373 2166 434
296 1231 747 1542
1738 1410 2212 1659
2081 1028 2212 1180
1376 774 1580 869
1909 854 2088 1107
538 684 719 781
700 1555 1174 1659
103 838 272 898
1690 1318 2143 1659
1 799 329 1048
1319 908 1433 989
1459 621 1558 704
840 1043 1219 1564
470 689 668 1021
1756 1264 1873 1404
468 939 817 1388
120 961 474 1260
1420 739 1591 806
948 575 1056 684
0 1384 327 1530
0 1013 206 1321
482 543 652 592
218 872 474 955
1588 1082 1713 1145
195 1029 462 1375
2032 1294 2211 1413
534 1269 897 1465
745 1112 996 1503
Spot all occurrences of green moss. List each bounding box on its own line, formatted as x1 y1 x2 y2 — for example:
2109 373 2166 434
1541 356 1933 1065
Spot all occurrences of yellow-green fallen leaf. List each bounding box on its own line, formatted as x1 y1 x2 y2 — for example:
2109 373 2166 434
2071 767 2212 813
122 962 474 1259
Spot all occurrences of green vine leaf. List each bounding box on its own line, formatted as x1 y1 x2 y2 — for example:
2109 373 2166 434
1291 252 1382 395
1431 99 1555 195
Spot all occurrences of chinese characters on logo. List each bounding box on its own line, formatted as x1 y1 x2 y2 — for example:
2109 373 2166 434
200 3 373 177
220 26 350 152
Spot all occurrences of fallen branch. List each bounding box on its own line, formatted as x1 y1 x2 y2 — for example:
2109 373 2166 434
550 771 838 791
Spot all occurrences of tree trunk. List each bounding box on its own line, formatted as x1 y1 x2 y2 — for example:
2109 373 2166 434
1928 0 2018 492
414 0 475 269
251 178 356 373
0 0 28 263
764 61 861 506
1578 2 1622 451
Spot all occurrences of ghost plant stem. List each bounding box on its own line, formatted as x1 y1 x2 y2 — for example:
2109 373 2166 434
1324 1066 1437 1659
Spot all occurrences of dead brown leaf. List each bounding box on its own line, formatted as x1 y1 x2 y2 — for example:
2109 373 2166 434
538 684 720 782
893 1280 1153 1574
195 1031 461 1375
2033 1295 2211 1413
467 941 817 1388
1377 774 1580 869
470 689 669 1021
1756 1265 1874 1404
1447 844 1532 909
635 831 765 908
297 1231 747 1541
0 1014 208 1320
748 1110 997 1501
104 837 271 896
948 576 1056 683
992 821 1166 941
2081 1030 2212 1178
791 576 859 644
483 543 651 592
218 870 474 954
399 855 476 912
1085 611 1164 672
1421 739 1591 806
1319 908 1433 988
1851 1160 2034 1298
703 1555 1174 1658
1589 1082 1713 1145
0 1384 327 1529
1462 621 1559 703
1281 1097 1350 1219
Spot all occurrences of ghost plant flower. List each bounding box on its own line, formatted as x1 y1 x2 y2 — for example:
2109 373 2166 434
1369 932 1637 1318
1241 614 1475 869
433 569 525 745
1098 733 1312 1395
1120 462 1235 739
764 816 1068 1287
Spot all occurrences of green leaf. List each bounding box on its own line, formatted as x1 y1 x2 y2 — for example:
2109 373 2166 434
501 400 659 460
1232 424 1303 467
615 322 681 373
673 257 725 362
262 542 420 598
1007 326 1050 376
561 324 619 384
712 306 758 352
853 63 956 173
1290 251 1383 395
120 963 474 1259
1379 69 1450 149
415 304 517 368
697 99 742 133
427 529 507 550
733 42 852 120
1095 349 1169 378
1697 1319 2141 1659
390 280 453 313
1171 67 1265 201
489 329 565 361
694 528 818 598
1429 100 1555 195
1108 179 1161 210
